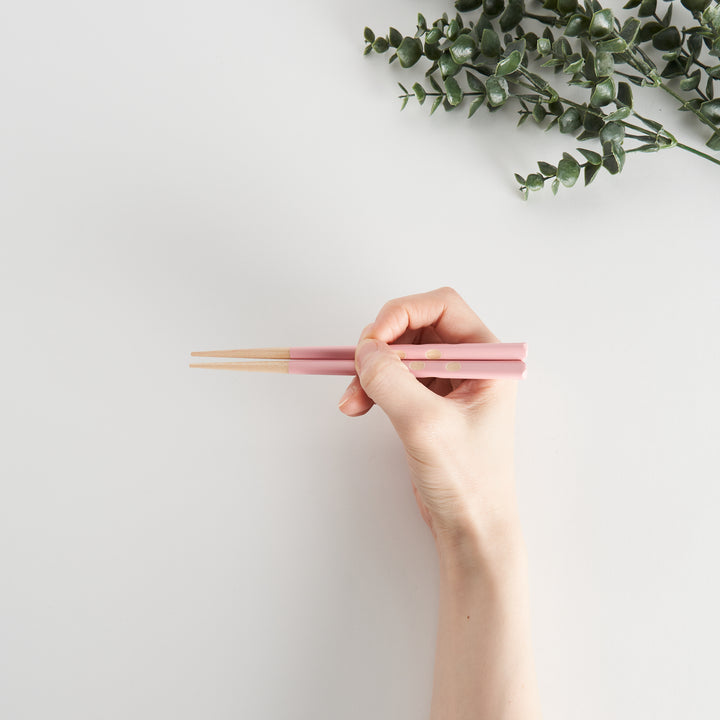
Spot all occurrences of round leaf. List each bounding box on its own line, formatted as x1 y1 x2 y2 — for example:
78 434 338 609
483 0 506 17
450 34 477 64
397 37 423 68
526 173 544 191
559 107 582 133
496 50 522 76
590 77 615 107
444 76 463 106
480 28 501 58
499 0 524 32
589 9 614 39
455 0 483 10
652 26 681 51
486 75 509 106
557 154 580 187
701 99 720 123
439 53 462 77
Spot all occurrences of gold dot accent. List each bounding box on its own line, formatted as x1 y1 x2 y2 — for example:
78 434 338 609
394 351 406 359
445 361 461 371
425 349 441 359
409 361 425 370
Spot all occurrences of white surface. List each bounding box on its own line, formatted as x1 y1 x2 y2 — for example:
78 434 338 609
2 1 719 718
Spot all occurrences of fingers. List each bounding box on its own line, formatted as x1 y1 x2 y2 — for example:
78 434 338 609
352 337 445 437
338 287 497 416
370 286 498 346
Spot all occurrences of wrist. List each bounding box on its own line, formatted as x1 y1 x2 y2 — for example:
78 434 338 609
434 509 526 579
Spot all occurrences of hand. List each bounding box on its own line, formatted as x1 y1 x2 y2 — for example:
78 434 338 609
338 287 520 547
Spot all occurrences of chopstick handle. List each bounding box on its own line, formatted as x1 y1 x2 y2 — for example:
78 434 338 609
288 359 526 380
289 342 527 361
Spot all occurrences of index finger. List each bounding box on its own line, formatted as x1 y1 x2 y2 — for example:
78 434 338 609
360 286 499 346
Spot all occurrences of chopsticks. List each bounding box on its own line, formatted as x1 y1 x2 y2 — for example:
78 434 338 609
189 343 527 380
190 342 526 361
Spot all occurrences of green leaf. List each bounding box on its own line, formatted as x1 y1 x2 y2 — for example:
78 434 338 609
466 71 485 92
599 121 625 144
468 97 485 117
397 37 423 67
558 107 582 133
439 53 462 77
707 65 720 80
638 0 656 17
483 0 506 18
558 153 581 186
430 95 443 115
444 76 463 106
389 27 403 47
496 50 522 76
533 103 547 123
536 37 551 55
486 75 509 106
450 33 477 64
480 28 502 57
577 147 602 164
373 37 389 53
400 95 409 111
412 82 427 104
584 163 602 185
552 178 560 195
682 0 711 11
620 17 641 45
589 9 614 39
514 173 526 185
590 77 615 107
680 70 701 91
363 44 373 56
364 27 376 43
538 161 557 176
617 81 633 107
595 51 614 77
455 0 484 10
526 173 544 190
700 99 720 123
499 0 524 32
425 27 442 45
565 14 589 37
596 38 628 53
605 106 632 121
652 26 681 51
558 0 578 14
706 132 720 150
602 140 626 174
418 13 428 32
563 53 584 74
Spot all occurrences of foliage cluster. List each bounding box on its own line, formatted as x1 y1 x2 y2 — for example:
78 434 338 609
363 0 720 196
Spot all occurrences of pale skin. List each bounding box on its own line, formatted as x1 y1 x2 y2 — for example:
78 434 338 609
337 286 541 720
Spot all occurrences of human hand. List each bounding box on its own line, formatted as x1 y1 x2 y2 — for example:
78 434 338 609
337 287 520 548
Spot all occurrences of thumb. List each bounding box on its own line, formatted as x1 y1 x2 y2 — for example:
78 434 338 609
355 338 439 433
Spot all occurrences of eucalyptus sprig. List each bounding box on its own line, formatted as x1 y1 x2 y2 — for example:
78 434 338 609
363 0 720 197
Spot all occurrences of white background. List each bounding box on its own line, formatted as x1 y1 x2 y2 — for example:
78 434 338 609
1 1 719 718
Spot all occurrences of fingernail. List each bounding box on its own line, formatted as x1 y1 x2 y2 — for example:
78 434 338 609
356 338 378 368
338 384 357 408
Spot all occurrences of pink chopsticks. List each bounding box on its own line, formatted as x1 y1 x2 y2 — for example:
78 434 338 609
189 343 527 380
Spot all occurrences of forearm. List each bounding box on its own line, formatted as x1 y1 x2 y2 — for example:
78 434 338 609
430 517 541 720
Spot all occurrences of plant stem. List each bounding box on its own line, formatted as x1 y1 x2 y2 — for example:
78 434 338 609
675 141 720 166
659 81 719 136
